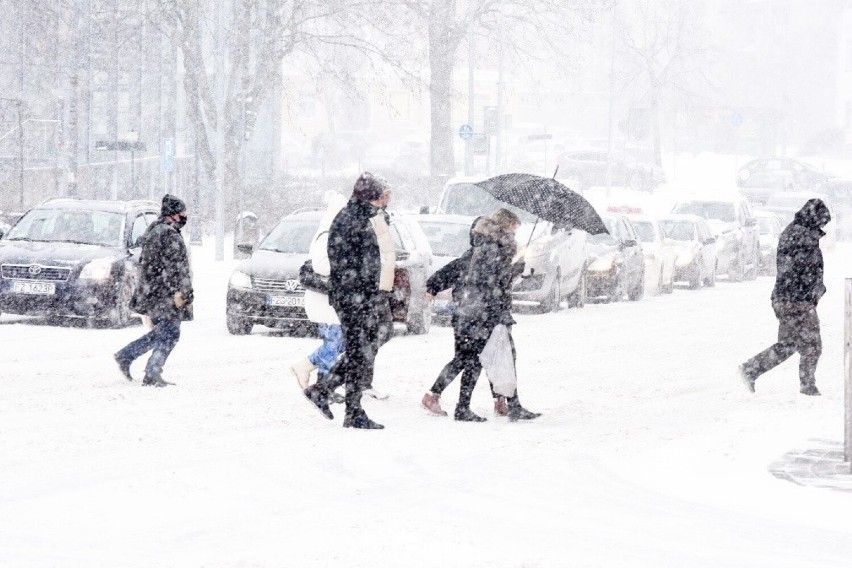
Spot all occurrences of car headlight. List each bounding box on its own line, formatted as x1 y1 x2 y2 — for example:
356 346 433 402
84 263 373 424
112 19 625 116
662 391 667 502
79 258 114 280
588 256 614 272
229 270 253 289
675 253 695 267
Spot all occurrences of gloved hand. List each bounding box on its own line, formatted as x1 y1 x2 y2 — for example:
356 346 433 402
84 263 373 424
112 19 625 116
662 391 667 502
174 291 187 308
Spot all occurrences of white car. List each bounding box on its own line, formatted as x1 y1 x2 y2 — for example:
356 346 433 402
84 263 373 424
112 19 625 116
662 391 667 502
627 215 675 295
414 213 475 321
658 214 718 289
435 177 588 312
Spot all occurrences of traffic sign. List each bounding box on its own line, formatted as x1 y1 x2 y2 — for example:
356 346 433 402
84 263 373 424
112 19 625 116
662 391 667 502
458 124 474 140
163 137 175 172
730 112 743 128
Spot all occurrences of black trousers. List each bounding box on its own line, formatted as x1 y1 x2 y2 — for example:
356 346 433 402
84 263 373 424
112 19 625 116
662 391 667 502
430 315 497 399
316 293 392 416
742 300 822 386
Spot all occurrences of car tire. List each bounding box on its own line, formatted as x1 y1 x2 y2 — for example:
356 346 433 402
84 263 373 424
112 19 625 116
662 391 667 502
627 269 644 301
407 304 432 334
566 270 586 309
107 274 135 328
539 271 562 313
226 312 253 335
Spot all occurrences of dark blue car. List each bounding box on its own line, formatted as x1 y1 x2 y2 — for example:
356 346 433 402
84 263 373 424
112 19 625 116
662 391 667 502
0 198 160 327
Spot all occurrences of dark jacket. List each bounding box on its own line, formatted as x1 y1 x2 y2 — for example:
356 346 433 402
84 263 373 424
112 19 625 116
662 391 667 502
772 198 830 306
456 217 518 341
131 218 194 320
327 198 382 314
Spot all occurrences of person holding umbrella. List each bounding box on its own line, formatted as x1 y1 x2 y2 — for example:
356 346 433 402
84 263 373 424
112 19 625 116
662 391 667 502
450 208 541 422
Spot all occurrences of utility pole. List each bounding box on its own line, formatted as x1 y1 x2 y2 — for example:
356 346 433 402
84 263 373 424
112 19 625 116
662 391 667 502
605 8 617 200
17 99 24 209
465 23 475 176
214 0 226 261
496 33 505 174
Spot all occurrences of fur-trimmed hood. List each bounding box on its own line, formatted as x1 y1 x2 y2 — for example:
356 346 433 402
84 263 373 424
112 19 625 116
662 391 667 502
472 217 517 258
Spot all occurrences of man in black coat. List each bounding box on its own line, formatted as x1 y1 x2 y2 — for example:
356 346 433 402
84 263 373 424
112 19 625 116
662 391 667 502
739 198 830 396
303 172 388 429
114 194 194 387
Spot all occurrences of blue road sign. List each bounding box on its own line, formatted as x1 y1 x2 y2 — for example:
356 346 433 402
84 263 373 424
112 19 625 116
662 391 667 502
163 137 175 172
458 124 474 140
730 112 743 128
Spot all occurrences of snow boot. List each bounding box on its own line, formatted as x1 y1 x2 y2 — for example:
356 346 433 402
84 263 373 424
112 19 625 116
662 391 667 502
289 358 317 389
114 353 133 381
800 384 821 396
508 406 542 422
363 387 389 400
421 392 448 416
142 376 172 387
493 396 509 417
343 409 384 430
454 406 486 422
738 364 756 393
303 385 333 420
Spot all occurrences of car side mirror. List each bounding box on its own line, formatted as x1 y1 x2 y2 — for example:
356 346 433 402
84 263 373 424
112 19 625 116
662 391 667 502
236 243 254 256
419 205 430 215
622 239 637 248
744 218 757 227
704 237 716 244
396 249 410 261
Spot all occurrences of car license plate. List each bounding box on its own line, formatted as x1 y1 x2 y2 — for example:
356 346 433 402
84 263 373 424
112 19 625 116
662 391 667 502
12 280 56 295
268 295 304 307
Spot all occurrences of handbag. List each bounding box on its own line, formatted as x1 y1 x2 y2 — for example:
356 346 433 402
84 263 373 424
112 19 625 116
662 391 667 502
478 324 518 397
298 259 330 294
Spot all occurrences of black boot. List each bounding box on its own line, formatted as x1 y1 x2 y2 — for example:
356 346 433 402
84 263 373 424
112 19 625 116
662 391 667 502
343 409 384 429
800 384 821 396
303 385 333 419
454 406 486 422
508 406 542 421
142 376 172 387
114 353 133 381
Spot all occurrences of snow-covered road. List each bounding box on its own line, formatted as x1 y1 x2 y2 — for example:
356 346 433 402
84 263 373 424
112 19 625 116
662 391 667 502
2 242 852 567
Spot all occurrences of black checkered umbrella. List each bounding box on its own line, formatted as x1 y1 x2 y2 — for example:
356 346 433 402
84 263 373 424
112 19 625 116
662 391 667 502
473 173 609 235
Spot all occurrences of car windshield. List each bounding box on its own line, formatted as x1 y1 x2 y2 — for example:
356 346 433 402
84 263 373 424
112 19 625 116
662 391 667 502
673 201 735 223
631 221 655 243
587 218 617 245
440 183 537 223
5 209 124 246
659 220 695 241
743 174 786 188
418 220 470 257
259 219 319 254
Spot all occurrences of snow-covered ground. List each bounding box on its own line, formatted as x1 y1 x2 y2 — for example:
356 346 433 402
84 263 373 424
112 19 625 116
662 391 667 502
3 174 852 567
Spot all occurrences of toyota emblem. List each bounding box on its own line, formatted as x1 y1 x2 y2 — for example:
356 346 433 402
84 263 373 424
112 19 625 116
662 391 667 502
28 265 42 276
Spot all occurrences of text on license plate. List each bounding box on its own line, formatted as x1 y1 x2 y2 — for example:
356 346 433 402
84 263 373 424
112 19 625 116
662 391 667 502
12 280 56 295
268 295 304 307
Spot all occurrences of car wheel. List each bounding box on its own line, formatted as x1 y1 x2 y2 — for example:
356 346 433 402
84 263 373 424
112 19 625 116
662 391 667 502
107 274 135 328
539 271 562 313
407 304 432 334
226 312 253 335
566 270 586 308
728 252 744 282
687 263 701 289
627 269 645 301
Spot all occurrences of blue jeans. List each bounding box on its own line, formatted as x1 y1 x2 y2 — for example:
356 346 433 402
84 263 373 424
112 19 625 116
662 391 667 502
116 317 181 381
309 323 345 378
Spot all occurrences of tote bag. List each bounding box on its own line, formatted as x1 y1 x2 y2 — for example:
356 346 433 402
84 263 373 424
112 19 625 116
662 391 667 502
478 324 517 397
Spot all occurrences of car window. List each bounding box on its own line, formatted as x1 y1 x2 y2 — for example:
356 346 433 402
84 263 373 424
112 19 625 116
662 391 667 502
418 220 469 257
393 221 417 252
588 217 618 245
5 208 125 247
623 219 638 241
439 183 537 223
130 214 148 246
258 218 319 254
673 201 736 223
631 221 656 243
389 224 405 250
144 212 158 225
660 220 695 241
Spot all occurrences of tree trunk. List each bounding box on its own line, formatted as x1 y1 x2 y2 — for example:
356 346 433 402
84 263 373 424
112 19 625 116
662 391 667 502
428 2 457 181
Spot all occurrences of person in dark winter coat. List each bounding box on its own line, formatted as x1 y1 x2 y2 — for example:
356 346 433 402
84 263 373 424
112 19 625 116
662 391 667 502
303 172 390 429
421 216 533 418
445 209 541 422
114 194 193 387
739 198 831 396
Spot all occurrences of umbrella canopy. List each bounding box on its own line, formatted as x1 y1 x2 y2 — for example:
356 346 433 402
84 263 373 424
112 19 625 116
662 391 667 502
473 173 609 235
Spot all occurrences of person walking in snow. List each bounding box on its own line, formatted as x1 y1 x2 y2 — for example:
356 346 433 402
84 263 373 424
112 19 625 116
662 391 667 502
114 194 193 387
421 216 535 419
446 209 541 422
303 172 390 429
739 198 831 396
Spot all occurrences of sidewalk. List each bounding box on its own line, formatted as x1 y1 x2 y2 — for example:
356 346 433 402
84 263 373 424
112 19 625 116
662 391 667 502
769 439 852 493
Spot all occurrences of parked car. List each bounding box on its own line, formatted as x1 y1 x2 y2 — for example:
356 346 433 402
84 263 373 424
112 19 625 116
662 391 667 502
737 157 833 190
556 150 666 192
435 178 588 312
413 213 473 321
671 196 759 281
226 210 434 335
738 171 797 206
626 215 675 294
0 197 160 327
754 210 781 276
585 214 645 303
763 191 837 250
658 214 718 289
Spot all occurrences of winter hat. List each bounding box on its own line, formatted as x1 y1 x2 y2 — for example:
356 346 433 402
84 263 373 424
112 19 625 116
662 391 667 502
352 172 389 202
161 194 187 216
